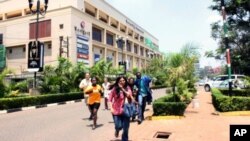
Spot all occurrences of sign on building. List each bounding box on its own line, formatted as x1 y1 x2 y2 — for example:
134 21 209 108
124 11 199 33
27 41 44 72
77 35 89 65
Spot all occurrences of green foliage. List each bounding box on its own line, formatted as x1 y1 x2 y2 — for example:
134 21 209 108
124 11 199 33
210 0 250 75
0 92 83 110
165 43 200 94
12 80 28 93
0 69 11 98
90 59 118 84
153 94 187 116
219 88 250 97
211 88 250 112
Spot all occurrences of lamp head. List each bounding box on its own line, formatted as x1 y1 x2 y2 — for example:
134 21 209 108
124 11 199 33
28 0 33 10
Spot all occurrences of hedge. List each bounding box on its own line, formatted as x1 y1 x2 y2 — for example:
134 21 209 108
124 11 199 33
153 94 187 116
211 88 250 112
219 89 250 97
0 92 83 110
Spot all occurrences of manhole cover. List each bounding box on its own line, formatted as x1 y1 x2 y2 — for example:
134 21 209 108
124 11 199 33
154 131 171 139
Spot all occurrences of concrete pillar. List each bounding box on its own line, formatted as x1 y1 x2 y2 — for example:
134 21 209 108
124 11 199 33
104 48 107 62
95 9 99 19
103 29 106 44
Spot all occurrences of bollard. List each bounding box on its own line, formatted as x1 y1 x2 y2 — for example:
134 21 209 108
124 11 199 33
192 98 199 108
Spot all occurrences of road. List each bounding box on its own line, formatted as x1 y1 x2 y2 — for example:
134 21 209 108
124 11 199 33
0 89 167 141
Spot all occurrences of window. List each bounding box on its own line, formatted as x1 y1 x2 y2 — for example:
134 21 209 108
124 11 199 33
0 34 2 45
9 49 12 54
23 47 26 52
59 24 64 29
106 33 114 46
29 20 51 39
126 41 131 52
92 27 102 42
140 48 144 56
134 46 138 54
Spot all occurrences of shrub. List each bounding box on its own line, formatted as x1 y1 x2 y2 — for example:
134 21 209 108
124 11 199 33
0 92 83 110
153 102 186 116
211 88 250 112
153 94 187 116
219 89 250 97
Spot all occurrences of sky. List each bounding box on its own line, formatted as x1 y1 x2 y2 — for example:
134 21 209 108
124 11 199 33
105 0 223 68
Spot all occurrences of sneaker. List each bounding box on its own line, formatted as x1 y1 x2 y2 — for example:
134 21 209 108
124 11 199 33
115 130 119 138
137 119 142 125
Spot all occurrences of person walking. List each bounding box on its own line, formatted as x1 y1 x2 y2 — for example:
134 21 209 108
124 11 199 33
128 77 138 121
109 76 134 141
84 77 103 130
102 77 111 110
79 72 92 120
134 72 152 124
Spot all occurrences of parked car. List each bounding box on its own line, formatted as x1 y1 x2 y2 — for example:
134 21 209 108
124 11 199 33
198 79 205 86
204 74 245 92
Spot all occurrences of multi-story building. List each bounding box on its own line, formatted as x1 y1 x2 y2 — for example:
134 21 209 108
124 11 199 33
0 0 161 75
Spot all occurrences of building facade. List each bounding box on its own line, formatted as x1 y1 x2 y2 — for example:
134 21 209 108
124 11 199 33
0 0 161 75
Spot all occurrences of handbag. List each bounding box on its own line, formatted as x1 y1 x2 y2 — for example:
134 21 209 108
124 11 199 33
123 103 133 118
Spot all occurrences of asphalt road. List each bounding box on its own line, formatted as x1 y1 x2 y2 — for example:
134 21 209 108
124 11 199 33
0 89 167 141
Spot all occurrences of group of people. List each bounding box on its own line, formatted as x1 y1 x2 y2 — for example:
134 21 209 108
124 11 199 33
79 72 152 141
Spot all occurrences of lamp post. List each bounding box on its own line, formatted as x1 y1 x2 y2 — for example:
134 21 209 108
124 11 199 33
221 0 232 96
28 0 49 88
116 36 126 75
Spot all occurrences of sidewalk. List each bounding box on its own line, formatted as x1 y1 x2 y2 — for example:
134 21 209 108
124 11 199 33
127 87 250 141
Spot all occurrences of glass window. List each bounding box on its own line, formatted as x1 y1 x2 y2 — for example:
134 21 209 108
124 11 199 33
126 41 131 52
134 46 138 54
106 33 113 46
92 27 102 42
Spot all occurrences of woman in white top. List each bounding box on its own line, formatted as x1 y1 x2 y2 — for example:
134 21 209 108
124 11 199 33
102 77 110 110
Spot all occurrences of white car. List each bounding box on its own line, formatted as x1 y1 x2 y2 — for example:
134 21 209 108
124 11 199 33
204 74 245 92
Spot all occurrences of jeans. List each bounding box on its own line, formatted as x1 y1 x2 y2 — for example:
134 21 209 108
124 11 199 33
113 115 130 141
138 94 147 121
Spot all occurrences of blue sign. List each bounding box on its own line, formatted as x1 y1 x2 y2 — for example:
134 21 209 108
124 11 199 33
94 54 100 64
76 35 89 64
77 47 89 55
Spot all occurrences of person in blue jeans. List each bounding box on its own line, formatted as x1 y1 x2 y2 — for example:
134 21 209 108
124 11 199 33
134 72 152 124
127 77 139 121
109 76 134 141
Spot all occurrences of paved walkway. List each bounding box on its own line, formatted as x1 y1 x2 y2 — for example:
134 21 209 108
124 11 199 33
127 86 250 141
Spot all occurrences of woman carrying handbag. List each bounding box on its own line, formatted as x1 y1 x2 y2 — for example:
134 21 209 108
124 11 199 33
108 76 135 141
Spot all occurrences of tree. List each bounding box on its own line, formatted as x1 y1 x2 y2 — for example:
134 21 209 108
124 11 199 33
210 0 250 75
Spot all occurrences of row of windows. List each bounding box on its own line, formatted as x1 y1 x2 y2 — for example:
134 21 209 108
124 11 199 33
92 26 152 57
84 2 158 49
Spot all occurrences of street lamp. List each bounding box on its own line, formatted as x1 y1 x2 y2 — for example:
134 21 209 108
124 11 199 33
116 36 126 75
28 0 49 89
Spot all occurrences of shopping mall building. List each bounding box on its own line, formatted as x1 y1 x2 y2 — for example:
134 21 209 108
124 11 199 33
0 0 162 76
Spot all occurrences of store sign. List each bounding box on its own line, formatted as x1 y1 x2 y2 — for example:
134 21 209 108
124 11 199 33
75 21 90 36
77 35 89 65
94 54 100 64
27 41 44 72
126 19 144 34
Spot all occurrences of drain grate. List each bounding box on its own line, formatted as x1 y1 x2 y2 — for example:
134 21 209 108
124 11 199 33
154 131 171 139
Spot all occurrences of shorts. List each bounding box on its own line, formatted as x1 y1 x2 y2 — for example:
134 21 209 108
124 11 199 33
89 103 100 111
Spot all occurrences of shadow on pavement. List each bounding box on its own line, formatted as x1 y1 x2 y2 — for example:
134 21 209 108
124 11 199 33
86 123 104 129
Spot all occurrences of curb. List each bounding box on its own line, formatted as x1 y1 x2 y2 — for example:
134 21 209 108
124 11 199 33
145 115 184 120
219 111 250 116
0 99 83 115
